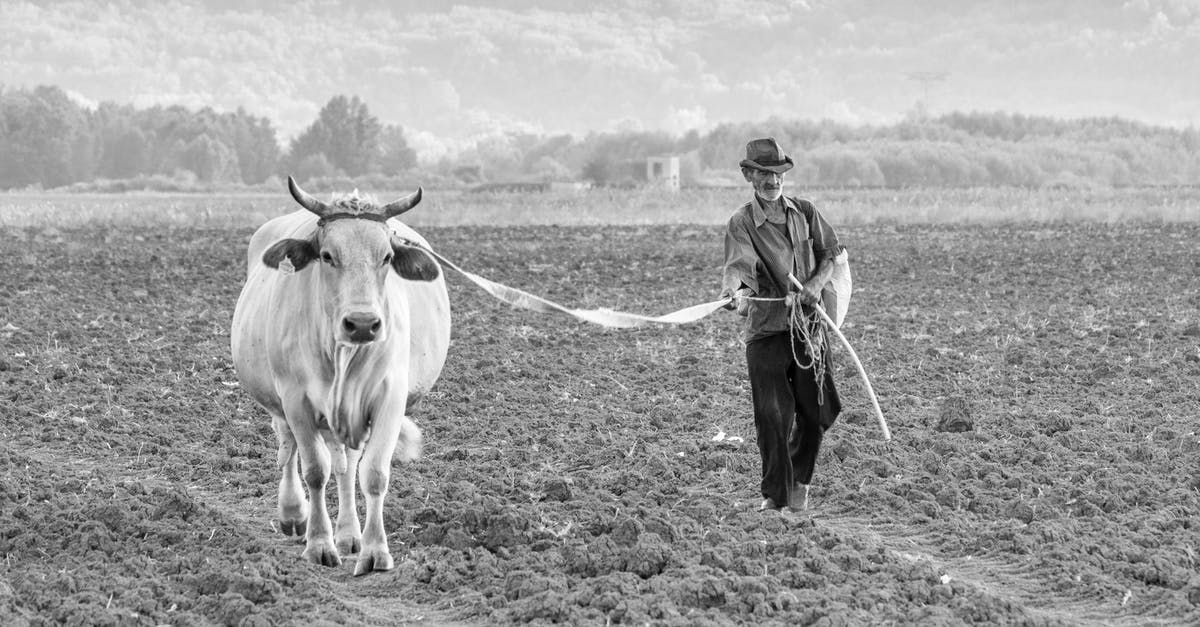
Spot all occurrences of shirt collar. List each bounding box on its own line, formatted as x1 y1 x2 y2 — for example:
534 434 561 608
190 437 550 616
750 194 797 228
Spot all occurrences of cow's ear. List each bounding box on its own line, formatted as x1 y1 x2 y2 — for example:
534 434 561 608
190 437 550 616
390 242 440 282
263 238 318 271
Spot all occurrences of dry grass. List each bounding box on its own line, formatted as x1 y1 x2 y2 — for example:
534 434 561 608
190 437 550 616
1 186 1197 229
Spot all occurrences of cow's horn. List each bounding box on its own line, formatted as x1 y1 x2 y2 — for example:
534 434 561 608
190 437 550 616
381 187 423 218
287 176 333 217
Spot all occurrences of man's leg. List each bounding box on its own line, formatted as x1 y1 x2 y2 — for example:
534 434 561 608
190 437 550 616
790 350 841 509
747 333 795 509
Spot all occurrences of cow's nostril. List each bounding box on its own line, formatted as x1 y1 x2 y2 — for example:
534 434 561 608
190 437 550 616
342 313 382 342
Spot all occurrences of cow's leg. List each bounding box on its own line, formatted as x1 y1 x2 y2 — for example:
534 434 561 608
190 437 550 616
284 397 340 567
354 405 421 576
325 434 363 555
273 413 308 537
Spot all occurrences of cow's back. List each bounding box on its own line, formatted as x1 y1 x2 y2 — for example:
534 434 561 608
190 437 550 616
387 218 451 407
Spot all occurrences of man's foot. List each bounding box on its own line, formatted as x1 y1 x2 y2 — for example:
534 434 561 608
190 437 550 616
759 498 780 512
789 484 810 511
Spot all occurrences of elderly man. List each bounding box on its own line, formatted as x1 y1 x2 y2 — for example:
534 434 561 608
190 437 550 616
721 137 844 512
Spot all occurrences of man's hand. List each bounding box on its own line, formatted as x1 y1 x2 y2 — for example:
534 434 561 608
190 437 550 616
724 288 753 314
734 288 753 315
795 282 820 307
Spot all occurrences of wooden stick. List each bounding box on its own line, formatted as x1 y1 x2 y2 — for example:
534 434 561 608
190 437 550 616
788 274 891 441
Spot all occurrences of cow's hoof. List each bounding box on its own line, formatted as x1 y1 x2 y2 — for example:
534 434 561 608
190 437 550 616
353 549 394 576
336 534 362 556
279 518 307 537
302 541 342 567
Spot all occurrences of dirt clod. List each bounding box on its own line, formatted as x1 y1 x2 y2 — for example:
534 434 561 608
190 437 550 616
935 397 973 432
541 478 572 501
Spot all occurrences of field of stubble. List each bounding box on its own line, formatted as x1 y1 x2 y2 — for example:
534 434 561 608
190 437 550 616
1 188 1198 626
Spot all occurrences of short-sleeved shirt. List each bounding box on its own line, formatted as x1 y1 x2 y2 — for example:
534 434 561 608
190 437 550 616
721 195 843 343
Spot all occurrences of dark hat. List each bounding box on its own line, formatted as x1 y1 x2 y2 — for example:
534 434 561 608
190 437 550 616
739 137 794 174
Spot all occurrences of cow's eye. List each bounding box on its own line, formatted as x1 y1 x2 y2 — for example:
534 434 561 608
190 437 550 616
321 251 334 264
382 252 394 267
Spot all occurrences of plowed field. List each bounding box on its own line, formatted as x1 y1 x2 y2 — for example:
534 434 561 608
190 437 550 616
2 214 1199 625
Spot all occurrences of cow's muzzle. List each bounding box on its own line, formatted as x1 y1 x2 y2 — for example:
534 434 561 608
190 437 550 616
341 312 382 344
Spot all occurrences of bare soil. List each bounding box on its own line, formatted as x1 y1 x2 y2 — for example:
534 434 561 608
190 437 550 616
2 221 1198 625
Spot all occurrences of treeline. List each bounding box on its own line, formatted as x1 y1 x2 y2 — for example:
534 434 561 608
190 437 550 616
698 114 1200 187
461 115 1200 188
0 85 279 189
0 86 415 191
2 83 1199 191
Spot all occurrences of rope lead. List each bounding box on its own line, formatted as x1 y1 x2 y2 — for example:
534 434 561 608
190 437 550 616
787 298 829 405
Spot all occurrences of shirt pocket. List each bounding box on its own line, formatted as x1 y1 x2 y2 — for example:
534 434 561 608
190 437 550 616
792 239 816 279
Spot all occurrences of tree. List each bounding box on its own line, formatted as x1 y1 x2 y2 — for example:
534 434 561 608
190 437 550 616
229 107 280 184
520 134 574 175
581 154 618 186
0 85 92 189
293 153 338 181
178 134 240 183
530 155 571 182
287 95 381 177
0 89 42 188
377 124 417 174
100 125 150 179
810 148 886 187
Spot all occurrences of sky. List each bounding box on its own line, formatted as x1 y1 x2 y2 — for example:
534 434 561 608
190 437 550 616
3 0 1199 161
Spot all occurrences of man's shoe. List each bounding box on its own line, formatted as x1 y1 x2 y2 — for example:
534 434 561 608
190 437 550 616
759 498 780 512
789 484 810 511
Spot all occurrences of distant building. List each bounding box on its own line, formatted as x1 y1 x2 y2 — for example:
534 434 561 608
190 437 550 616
645 156 680 193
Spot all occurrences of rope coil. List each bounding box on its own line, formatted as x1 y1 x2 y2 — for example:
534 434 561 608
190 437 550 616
747 294 829 404
789 301 829 405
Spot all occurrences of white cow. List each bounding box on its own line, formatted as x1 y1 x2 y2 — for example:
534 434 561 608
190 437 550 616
231 177 450 575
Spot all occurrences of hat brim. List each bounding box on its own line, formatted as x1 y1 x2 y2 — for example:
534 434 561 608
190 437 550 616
740 157 794 174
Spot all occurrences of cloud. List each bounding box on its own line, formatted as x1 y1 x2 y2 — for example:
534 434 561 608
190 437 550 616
63 89 98 110
1150 10 1174 34
606 117 645 133
405 129 458 164
662 106 709 135
820 100 879 126
1125 0 1200 26
2 0 1197 149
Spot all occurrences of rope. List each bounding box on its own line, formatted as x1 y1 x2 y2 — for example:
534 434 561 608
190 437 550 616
398 235 730 328
790 302 828 405
748 295 829 404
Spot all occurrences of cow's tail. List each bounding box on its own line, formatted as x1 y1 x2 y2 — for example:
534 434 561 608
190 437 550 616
396 416 422 462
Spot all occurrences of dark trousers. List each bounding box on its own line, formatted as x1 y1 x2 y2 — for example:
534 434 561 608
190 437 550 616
746 331 841 507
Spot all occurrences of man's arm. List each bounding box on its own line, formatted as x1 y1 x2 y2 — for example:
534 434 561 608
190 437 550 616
721 214 760 307
796 258 834 306
796 202 842 306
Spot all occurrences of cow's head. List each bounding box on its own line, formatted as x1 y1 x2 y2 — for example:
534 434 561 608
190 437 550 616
262 176 440 345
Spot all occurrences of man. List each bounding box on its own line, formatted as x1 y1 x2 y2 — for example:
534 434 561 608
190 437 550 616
721 137 844 512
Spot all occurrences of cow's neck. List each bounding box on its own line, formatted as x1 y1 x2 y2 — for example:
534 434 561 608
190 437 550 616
322 340 388 445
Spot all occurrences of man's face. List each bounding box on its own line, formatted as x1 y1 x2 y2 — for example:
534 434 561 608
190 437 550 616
746 168 784 202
